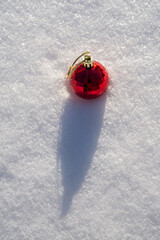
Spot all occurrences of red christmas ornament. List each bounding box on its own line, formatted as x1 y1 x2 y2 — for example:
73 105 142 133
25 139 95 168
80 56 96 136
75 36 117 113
66 52 109 99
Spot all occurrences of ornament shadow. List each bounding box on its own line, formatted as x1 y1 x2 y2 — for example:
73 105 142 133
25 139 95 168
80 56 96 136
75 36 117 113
58 94 106 217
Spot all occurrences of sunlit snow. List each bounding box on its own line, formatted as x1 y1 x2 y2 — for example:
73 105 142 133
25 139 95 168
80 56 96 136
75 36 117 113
0 0 160 239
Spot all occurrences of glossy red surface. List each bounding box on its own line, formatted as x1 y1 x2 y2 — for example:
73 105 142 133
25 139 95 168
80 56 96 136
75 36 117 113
70 61 109 99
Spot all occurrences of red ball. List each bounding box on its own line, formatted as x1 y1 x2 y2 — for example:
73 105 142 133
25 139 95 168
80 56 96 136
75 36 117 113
70 61 109 99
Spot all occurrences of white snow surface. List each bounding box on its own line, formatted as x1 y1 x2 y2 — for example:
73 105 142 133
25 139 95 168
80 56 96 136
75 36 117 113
0 0 160 239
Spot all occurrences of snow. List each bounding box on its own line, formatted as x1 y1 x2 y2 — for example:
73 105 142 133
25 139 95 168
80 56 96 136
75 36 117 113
0 0 160 239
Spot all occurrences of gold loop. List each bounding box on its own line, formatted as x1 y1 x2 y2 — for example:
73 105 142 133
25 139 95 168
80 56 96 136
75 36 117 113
66 51 90 79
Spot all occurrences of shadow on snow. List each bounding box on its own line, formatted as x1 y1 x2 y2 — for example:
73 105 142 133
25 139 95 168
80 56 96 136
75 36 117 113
58 94 106 217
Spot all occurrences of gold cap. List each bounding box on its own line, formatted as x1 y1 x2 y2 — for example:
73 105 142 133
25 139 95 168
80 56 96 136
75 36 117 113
83 54 94 68
66 51 93 79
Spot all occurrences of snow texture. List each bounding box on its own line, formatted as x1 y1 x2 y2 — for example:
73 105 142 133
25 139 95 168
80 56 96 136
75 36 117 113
0 0 160 239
